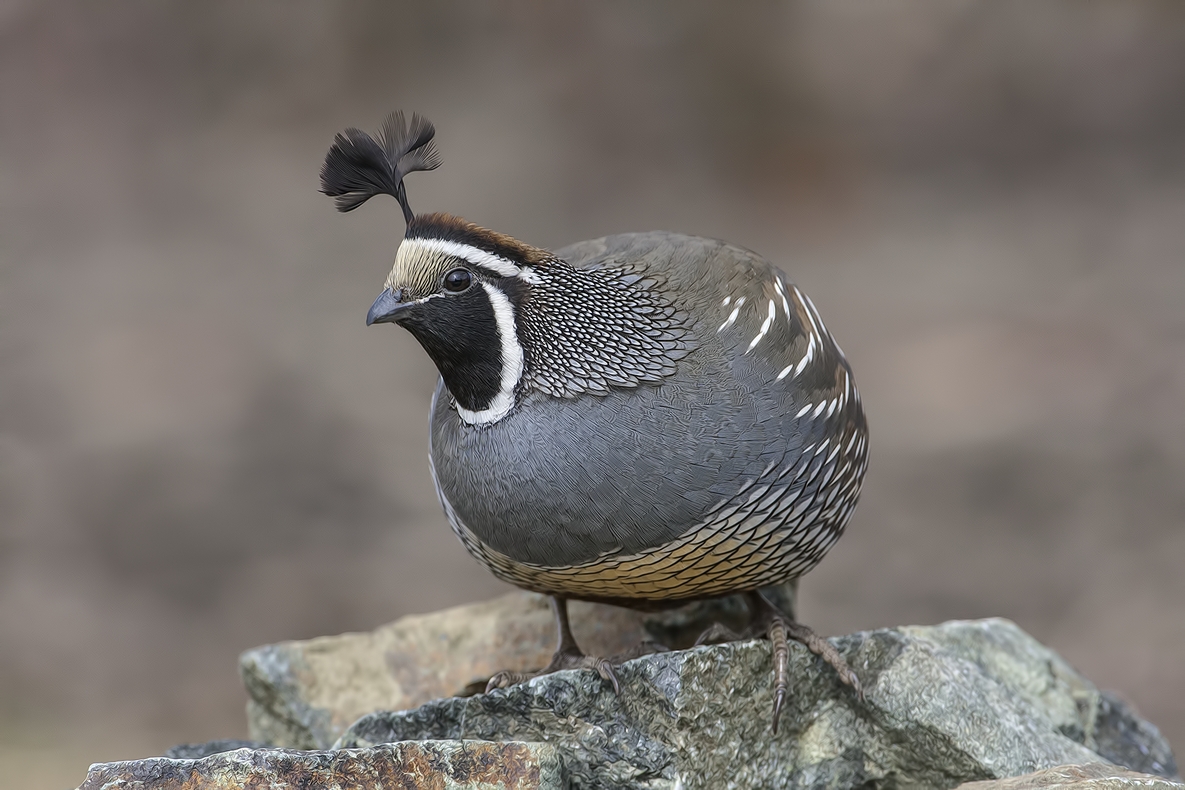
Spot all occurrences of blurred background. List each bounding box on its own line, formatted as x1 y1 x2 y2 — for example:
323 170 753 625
3 1 1185 786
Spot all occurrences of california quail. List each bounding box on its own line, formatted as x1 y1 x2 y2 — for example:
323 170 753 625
321 112 869 730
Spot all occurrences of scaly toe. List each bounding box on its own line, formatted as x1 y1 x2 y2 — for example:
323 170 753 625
783 620 862 699
768 616 791 733
484 669 535 693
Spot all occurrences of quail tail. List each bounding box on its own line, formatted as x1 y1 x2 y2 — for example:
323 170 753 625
697 591 863 733
485 596 621 695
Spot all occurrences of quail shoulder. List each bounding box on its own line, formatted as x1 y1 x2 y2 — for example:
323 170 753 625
322 112 869 730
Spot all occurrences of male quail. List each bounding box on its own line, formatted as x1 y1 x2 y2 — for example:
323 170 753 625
321 112 869 730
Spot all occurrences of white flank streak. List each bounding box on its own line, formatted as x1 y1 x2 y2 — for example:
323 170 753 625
456 282 524 426
826 398 839 418
718 305 742 332
404 238 529 280
815 439 830 456
800 291 831 340
793 286 821 344
796 404 812 418
812 401 827 418
722 296 732 306
776 363 795 381
774 277 793 320
746 299 777 353
793 336 816 377
845 430 860 453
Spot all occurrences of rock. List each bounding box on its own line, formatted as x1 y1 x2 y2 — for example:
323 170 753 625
78 741 562 790
162 739 268 759
956 762 1185 789
335 618 1178 790
239 588 793 749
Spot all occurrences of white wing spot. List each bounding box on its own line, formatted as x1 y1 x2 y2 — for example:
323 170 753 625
745 299 777 354
774 277 793 320
718 305 742 333
793 336 816 377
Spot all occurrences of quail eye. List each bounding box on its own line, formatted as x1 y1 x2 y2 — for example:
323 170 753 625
443 268 472 293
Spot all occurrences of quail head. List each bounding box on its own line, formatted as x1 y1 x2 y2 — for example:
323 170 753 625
321 112 869 730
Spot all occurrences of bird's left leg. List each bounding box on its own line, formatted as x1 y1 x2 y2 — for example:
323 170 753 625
746 591 862 733
486 596 621 694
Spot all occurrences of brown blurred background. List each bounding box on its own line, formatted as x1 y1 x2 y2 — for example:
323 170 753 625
3 1 1185 787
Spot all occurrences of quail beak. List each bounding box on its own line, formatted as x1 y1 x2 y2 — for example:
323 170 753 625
366 287 410 326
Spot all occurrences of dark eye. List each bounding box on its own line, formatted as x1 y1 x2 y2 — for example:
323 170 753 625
443 268 472 293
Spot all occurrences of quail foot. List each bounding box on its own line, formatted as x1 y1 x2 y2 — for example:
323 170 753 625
321 112 869 731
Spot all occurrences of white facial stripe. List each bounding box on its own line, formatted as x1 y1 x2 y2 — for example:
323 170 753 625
404 237 528 280
455 281 524 426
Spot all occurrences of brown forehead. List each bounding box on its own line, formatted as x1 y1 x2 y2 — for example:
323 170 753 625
407 213 551 264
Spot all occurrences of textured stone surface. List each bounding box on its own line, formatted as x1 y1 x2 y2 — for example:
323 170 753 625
336 619 1178 790
239 588 791 749
956 762 1185 789
78 741 562 790
162 739 267 759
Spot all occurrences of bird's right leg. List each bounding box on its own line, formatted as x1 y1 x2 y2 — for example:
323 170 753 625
486 596 621 694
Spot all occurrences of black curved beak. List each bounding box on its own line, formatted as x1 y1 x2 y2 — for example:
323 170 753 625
366 288 409 326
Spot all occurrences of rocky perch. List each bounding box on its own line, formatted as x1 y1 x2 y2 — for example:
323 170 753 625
78 591 1179 790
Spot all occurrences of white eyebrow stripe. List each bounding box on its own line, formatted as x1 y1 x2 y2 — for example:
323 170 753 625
403 237 527 279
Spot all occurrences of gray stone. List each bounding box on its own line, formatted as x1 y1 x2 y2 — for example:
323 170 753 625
239 588 783 749
956 762 1185 790
335 618 1177 790
78 740 562 790
162 739 267 759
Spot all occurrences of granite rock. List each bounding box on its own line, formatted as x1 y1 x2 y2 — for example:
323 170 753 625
956 762 1185 790
78 741 562 790
334 618 1178 790
162 739 268 759
239 588 791 749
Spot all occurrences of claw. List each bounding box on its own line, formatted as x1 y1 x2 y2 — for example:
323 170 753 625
745 590 863 733
590 656 621 695
783 619 862 698
483 596 620 696
485 670 533 693
772 687 787 735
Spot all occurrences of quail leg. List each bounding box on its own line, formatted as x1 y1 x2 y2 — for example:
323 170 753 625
486 596 621 694
745 591 862 733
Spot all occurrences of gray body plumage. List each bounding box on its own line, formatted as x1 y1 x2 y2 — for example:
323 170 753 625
428 231 867 603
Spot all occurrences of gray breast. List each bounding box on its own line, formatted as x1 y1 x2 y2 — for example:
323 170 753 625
428 231 863 572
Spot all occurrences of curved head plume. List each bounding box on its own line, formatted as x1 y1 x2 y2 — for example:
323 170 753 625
319 111 442 224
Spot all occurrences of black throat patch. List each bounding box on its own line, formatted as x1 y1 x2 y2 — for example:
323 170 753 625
397 287 507 413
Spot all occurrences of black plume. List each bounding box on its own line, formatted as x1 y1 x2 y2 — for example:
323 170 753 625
320 111 442 223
